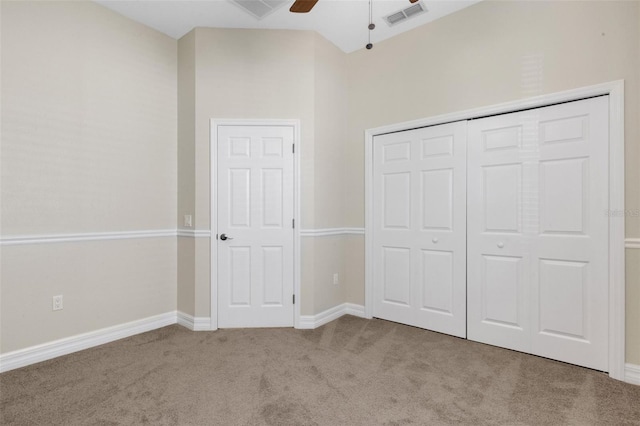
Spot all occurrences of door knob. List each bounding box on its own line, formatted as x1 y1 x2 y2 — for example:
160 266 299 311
497 242 504 248
220 234 233 241
432 237 438 244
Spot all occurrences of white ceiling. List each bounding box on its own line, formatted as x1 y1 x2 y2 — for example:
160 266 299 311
95 0 480 53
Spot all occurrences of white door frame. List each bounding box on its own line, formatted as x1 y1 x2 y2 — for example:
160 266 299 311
210 119 302 331
364 80 625 381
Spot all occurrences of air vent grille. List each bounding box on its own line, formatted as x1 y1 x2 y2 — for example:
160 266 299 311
404 3 424 17
387 11 406 25
229 0 288 19
384 1 426 26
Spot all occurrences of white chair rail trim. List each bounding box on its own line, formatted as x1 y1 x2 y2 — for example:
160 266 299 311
625 238 640 249
0 229 177 246
1 231 636 245
0 228 372 245
299 228 365 237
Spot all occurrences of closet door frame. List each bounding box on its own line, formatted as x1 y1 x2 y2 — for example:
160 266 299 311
364 80 625 382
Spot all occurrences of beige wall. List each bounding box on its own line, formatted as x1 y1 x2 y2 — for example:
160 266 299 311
177 30 196 315
194 28 314 317
635 0 640 368
627 252 640 365
1 1 177 234
177 237 195 315
1 239 176 353
311 34 349 313
193 28 316 229
310 236 346 314
301 238 315 315
0 1 177 353
345 235 365 306
177 28 350 317
346 0 640 364
313 33 348 229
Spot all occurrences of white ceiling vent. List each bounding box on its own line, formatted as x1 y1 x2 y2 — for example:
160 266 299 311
229 0 288 20
384 1 427 26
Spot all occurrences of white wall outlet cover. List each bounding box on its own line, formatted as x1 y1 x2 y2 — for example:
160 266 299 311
52 295 63 311
184 214 193 227
333 273 339 285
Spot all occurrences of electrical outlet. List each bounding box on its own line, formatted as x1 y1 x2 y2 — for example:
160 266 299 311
184 214 193 227
333 273 339 285
52 295 63 311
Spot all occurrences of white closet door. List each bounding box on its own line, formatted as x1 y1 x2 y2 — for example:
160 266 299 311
373 122 467 338
467 96 609 371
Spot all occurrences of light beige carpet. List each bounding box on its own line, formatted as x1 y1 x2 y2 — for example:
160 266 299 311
1 315 639 425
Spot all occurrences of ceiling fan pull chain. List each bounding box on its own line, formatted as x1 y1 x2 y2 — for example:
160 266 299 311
366 0 374 49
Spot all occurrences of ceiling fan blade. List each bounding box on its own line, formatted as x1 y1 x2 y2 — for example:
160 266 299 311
290 0 319 13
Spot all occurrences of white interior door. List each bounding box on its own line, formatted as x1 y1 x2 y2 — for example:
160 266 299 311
217 125 294 328
467 96 609 371
372 121 467 338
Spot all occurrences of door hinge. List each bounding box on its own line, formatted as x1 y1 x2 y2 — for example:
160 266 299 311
292 144 295 154
292 218 295 229
293 294 295 304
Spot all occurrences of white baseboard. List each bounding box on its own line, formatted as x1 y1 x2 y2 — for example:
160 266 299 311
0 311 177 373
297 303 366 329
177 311 211 331
344 303 366 318
626 363 640 385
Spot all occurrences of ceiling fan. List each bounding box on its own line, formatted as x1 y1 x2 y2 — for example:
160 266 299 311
290 0 419 14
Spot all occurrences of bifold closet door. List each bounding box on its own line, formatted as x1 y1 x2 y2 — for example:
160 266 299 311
373 122 467 338
467 96 609 371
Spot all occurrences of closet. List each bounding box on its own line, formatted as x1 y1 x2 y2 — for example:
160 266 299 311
372 96 609 371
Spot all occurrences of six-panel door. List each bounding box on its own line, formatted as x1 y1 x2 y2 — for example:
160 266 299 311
467 97 609 371
372 122 468 338
217 125 295 328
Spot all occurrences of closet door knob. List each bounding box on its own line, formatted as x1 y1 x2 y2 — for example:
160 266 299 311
497 242 504 248
432 237 438 244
